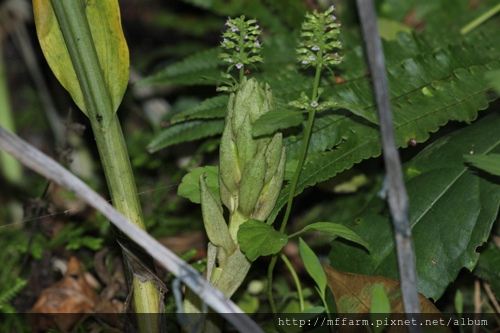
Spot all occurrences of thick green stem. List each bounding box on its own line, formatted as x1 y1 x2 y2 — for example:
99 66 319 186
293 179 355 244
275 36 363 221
48 0 160 331
0 30 23 184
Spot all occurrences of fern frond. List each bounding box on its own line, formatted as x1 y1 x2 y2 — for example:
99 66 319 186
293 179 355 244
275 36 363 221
147 120 224 152
138 48 221 86
0 278 27 313
171 95 228 124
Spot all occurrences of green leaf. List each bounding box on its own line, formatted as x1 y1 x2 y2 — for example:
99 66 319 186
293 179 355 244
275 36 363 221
138 48 221 86
170 95 228 124
178 166 219 204
370 284 391 313
238 220 288 261
252 109 304 136
33 0 129 116
147 120 224 152
370 284 391 333
302 222 371 251
330 113 500 300
464 153 500 176
485 69 500 94
200 175 235 255
299 238 326 297
473 242 500 297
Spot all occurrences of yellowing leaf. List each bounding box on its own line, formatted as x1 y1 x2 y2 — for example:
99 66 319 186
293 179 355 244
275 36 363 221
33 0 129 117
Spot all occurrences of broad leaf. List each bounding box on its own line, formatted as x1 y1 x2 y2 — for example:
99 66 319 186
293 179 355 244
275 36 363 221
301 222 371 251
252 109 304 136
238 220 287 261
33 0 129 116
330 113 500 300
473 242 500 297
464 153 500 176
178 166 219 204
299 238 326 296
147 120 224 152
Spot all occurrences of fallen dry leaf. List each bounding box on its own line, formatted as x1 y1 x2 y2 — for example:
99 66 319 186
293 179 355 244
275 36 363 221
31 257 98 332
323 265 450 333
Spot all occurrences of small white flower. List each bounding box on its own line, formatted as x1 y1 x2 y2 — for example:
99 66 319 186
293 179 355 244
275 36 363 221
308 55 315 61
245 35 249 39
302 60 308 64
334 102 339 105
312 45 320 51
311 101 319 107
225 20 231 26
236 62 243 69
255 25 260 29
231 26 239 32
227 58 233 63
330 5 335 11
254 41 261 48
222 38 227 44
331 15 337 21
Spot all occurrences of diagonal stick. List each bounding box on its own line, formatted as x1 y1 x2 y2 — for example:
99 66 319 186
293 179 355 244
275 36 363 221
0 125 263 333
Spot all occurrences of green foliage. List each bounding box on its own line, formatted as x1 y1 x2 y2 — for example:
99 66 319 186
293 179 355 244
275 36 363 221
252 109 304 136
296 222 371 251
330 113 500 300
299 238 326 298
0 278 27 313
178 166 220 204
238 220 288 260
464 153 500 176
147 120 224 153
473 242 500 297
50 223 104 251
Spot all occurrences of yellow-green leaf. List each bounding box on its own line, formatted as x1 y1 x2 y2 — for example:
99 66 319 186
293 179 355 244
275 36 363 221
33 0 129 116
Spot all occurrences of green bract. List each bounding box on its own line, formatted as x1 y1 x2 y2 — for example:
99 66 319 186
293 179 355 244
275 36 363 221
219 77 286 224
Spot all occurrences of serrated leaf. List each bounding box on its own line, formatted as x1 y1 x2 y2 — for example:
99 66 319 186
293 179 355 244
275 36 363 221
252 109 304 136
178 166 219 204
138 48 221 86
171 95 229 124
270 48 500 224
464 153 500 176
147 120 224 152
33 0 129 116
299 238 326 296
238 220 288 261
302 222 370 251
330 113 500 300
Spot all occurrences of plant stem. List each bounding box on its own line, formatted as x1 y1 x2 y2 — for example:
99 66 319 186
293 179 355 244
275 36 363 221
48 0 160 331
268 63 323 318
281 254 304 312
0 29 23 185
460 3 500 35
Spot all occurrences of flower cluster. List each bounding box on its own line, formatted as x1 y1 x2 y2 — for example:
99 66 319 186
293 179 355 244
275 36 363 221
218 16 263 73
296 5 344 68
289 89 339 111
